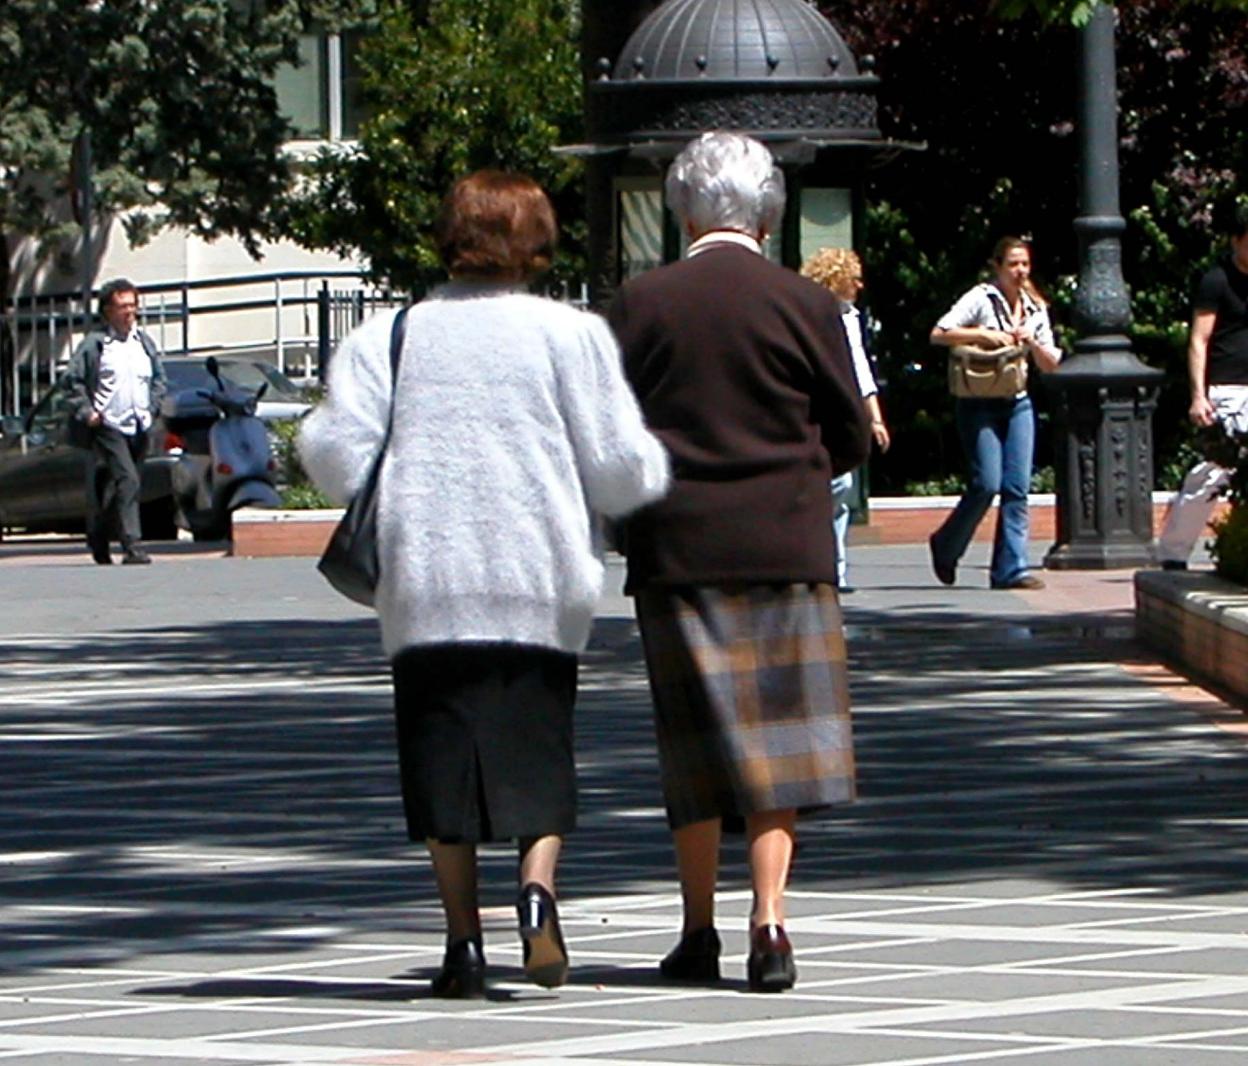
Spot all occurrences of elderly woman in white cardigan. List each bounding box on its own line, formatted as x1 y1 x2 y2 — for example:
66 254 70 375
299 170 669 999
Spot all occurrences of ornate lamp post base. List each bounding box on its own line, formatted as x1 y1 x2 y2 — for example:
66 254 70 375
1044 354 1162 570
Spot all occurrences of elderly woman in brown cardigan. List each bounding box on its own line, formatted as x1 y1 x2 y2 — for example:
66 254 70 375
608 132 870 992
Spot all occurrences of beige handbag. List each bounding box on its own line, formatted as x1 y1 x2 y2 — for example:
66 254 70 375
948 344 1028 399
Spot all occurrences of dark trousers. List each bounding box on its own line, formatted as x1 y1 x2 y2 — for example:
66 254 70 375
86 425 146 547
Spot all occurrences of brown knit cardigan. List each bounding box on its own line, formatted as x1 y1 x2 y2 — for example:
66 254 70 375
608 243 871 593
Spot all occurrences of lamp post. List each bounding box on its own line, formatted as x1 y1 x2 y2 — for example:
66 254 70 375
1044 2 1163 570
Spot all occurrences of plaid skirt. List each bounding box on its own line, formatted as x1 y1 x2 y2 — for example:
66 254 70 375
635 583 855 830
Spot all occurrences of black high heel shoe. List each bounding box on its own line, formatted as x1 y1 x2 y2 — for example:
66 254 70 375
517 882 569 988
430 935 486 999
747 924 796 993
659 926 721 981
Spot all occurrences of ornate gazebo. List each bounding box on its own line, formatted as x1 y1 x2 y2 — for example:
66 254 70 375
571 0 920 304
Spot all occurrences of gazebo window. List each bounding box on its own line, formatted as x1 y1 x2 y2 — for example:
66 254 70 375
799 188 853 261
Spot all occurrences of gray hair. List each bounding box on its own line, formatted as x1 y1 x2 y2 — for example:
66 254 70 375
665 132 786 240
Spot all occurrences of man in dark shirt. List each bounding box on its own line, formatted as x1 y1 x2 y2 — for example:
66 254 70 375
1158 204 1248 569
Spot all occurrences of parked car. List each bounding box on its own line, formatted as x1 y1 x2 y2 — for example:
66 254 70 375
161 358 312 424
0 378 179 539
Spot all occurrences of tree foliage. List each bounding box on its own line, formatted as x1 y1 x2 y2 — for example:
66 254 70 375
817 0 1248 491
285 0 584 293
0 0 373 261
994 0 1248 24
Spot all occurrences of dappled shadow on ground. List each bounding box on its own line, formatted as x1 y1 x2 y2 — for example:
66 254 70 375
3 605 1248 982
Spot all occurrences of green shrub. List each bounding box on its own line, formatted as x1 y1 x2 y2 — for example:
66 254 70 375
269 417 333 510
1197 425 1248 586
903 473 966 497
1210 506 1248 586
1030 465 1055 494
281 482 333 510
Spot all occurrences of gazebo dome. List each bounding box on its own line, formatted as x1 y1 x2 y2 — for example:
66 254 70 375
613 0 862 82
588 0 881 150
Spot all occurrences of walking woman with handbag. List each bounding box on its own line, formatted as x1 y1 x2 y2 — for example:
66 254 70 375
927 236 1062 591
298 171 669 998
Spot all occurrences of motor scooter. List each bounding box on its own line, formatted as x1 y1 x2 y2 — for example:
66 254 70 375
168 356 282 540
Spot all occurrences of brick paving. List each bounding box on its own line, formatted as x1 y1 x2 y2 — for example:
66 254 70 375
2 544 1248 1065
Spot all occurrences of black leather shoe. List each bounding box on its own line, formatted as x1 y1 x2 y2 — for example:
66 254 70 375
517 882 568 988
659 926 721 981
928 534 956 586
121 546 152 565
87 534 112 565
747 924 796 993
430 936 486 999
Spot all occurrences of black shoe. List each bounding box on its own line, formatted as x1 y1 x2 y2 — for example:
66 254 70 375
837 584 857 595
1161 560 1188 571
517 883 568 989
86 532 112 565
928 534 955 586
430 936 486 999
121 546 152 565
659 926 721 982
747 924 796 993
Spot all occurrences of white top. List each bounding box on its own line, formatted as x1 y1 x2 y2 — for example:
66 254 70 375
93 330 154 435
298 285 670 658
936 282 1062 361
842 304 878 399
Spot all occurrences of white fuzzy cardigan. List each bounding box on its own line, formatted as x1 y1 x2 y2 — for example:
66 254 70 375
298 283 669 658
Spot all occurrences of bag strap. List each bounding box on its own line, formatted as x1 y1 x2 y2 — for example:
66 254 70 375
377 306 410 455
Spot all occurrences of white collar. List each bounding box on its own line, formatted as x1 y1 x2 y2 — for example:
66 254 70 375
686 231 763 258
983 282 1038 315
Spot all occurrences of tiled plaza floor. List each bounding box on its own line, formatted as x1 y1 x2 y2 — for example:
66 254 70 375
2 545 1247 1064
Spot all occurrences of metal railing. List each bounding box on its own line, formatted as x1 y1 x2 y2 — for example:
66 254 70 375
1 272 589 416
0 271 403 415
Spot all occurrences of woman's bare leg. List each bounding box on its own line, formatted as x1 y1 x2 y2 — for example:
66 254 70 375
746 809 796 927
426 840 480 942
673 818 721 933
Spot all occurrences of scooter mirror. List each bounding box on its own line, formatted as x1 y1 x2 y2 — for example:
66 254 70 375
205 356 220 378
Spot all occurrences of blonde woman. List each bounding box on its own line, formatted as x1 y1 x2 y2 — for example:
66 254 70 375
800 248 890 592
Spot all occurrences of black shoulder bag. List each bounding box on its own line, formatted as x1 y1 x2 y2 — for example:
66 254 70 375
317 307 409 606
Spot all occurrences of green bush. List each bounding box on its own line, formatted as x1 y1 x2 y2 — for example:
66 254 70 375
1210 506 1248 586
269 417 333 510
902 473 966 497
1197 426 1248 586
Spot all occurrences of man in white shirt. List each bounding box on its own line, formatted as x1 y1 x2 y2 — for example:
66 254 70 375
66 279 167 565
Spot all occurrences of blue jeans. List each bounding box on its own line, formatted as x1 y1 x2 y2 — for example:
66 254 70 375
931 395 1034 587
829 471 855 586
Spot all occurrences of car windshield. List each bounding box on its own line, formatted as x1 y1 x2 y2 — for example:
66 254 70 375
164 360 305 401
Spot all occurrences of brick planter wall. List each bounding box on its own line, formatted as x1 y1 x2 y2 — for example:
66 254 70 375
1136 570 1248 704
231 496 1225 558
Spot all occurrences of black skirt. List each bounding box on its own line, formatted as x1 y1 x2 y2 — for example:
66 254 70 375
391 643 578 845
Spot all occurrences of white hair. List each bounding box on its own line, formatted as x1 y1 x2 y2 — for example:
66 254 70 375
664 132 786 239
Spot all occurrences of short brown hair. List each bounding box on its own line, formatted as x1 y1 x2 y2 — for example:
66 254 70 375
436 171 557 280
